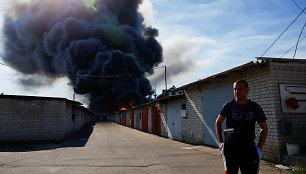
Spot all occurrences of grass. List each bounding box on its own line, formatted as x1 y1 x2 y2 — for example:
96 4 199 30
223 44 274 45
292 167 306 174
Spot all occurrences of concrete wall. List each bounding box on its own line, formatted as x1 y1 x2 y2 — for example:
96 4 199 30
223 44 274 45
0 97 93 142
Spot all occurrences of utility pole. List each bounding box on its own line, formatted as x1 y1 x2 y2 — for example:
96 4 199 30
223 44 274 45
164 66 167 92
153 65 168 93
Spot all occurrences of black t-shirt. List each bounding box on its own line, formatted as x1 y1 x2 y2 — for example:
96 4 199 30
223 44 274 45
219 99 267 144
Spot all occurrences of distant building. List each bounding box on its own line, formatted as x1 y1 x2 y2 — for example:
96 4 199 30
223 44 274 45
0 95 94 142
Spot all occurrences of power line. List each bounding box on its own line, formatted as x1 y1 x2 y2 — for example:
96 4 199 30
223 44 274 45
260 7 306 57
290 0 306 15
293 22 306 59
0 61 144 78
0 61 169 85
280 35 306 58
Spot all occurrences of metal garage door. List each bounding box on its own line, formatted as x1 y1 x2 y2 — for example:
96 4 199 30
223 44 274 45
151 105 161 136
202 83 234 147
167 101 182 141
142 107 148 132
135 109 141 130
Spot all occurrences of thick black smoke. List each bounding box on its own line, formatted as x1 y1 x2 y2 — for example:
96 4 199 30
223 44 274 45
2 0 163 113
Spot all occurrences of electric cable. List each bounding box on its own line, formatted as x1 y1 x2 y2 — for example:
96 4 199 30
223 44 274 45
260 7 306 57
280 35 306 58
290 0 306 15
293 21 306 59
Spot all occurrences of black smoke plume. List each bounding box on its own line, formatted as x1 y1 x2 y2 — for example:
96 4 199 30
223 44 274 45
2 0 163 113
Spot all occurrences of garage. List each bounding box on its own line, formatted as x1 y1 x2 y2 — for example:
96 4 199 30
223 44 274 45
166 101 182 141
201 83 234 147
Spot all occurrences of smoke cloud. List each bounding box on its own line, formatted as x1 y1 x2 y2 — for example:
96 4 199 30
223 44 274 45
2 0 163 113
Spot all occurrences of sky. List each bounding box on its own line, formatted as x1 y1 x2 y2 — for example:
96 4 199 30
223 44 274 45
0 0 306 106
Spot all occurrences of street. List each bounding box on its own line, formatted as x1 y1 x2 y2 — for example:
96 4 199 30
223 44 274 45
0 122 289 174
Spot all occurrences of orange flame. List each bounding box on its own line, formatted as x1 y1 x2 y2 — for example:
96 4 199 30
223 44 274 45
120 107 127 111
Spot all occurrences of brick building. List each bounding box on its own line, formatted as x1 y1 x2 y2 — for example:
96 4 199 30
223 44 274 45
110 57 306 163
177 57 306 162
0 95 94 142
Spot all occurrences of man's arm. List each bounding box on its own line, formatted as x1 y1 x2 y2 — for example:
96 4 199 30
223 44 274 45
215 114 225 148
258 121 268 151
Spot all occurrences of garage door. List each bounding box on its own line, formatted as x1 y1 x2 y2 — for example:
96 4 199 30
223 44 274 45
167 101 182 141
202 83 234 147
135 109 141 130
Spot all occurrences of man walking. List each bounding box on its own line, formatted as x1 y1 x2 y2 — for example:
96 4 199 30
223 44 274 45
215 80 268 174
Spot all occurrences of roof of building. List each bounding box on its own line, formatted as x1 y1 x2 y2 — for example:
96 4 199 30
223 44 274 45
177 57 306 90
0 94 83 106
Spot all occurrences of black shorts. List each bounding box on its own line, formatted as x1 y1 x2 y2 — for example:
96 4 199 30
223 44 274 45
220 143 262 174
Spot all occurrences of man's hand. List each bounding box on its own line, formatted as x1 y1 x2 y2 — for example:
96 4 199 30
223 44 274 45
216 114 225 149
219 142 223 149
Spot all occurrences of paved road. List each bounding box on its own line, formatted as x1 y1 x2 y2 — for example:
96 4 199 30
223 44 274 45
0 122 289 174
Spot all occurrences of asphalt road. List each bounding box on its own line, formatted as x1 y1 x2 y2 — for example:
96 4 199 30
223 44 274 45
0 122 290 174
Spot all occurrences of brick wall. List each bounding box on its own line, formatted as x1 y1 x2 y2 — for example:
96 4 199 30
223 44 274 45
65 102 93 137
0 97 93 142
183 88 204 145
183 60 306 162
268 61 306 160
0 99 67 141
189 64 280 161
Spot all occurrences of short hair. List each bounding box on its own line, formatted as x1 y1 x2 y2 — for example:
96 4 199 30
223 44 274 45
234 79 249 88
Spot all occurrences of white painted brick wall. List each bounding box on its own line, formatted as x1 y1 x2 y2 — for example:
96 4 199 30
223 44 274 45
182 88 204 145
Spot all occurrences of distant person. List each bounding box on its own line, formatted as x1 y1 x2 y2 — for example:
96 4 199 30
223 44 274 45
215 80 268 174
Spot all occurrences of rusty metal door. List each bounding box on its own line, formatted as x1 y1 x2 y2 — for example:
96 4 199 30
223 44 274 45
131 110 134 128
151 105 161 136
142 107 148 132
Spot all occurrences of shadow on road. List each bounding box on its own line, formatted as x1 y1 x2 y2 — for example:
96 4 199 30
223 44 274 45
0 123 95 152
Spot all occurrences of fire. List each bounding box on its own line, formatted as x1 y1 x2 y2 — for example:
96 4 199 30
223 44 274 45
120 107 127 111
129 101 135 107
119 101 134 111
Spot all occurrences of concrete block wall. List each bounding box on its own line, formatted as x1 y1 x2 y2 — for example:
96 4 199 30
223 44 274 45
183 88 204 145
0 99 67 141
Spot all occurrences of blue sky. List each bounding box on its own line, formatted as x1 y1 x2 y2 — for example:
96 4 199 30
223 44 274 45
0 0 306 105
